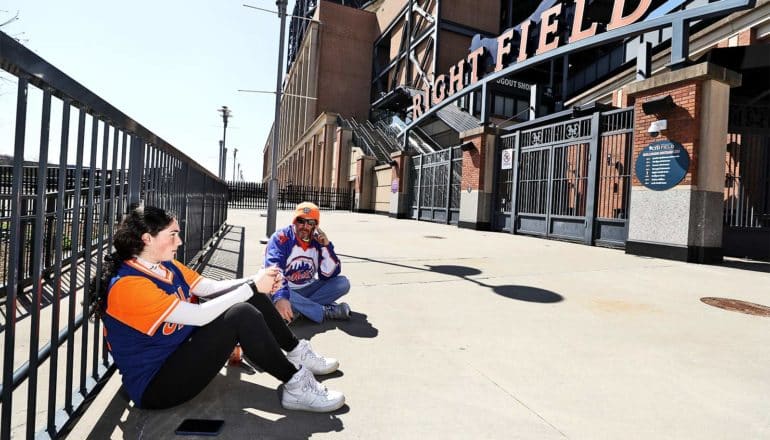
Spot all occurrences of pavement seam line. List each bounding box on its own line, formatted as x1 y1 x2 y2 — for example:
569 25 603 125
468 363 570 439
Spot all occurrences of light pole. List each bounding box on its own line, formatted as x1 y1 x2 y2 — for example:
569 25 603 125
232 147 238 181
263 0 288 243
218 105 232 179
218 140 223 178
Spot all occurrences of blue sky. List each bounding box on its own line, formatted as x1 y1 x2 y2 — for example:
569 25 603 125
0 0 294 181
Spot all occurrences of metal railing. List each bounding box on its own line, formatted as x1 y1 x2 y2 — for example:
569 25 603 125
227 181 354 211
0 30 228 439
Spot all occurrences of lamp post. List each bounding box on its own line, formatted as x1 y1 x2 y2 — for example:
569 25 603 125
218 140 224 178
218 105 232 179
263 0 288 243
232 147 238 181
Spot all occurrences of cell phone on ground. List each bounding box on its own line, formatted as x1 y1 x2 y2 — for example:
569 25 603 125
174 418 225 436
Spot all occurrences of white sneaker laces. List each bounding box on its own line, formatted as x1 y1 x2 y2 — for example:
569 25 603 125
300 369 328 396
301 341 332 367
302 346 322 363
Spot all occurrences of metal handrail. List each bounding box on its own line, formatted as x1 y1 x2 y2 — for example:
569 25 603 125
0 29 229 440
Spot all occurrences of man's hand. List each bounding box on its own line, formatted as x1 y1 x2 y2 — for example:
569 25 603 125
315 227 330 246
251 266 282 293
274 298 293 322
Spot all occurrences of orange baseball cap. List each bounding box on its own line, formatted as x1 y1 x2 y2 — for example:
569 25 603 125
294 202 320 224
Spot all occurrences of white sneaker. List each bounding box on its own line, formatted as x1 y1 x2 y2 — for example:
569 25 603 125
286 339 339 375
281 366 345 413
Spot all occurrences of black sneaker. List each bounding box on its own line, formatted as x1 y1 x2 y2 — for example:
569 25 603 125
323 303 351 320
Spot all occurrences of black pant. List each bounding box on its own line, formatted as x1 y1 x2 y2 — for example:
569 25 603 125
141 291 300 409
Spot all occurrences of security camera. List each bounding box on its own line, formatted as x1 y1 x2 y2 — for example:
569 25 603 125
647 119 667 138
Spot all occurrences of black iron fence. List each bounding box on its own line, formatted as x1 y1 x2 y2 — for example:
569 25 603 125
722 104 770 260
0 167 122 289
407 146 463 224
498 107 634 246
227 181 354 211
0 30 228 440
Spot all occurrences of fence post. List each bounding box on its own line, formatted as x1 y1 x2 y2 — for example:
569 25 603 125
127 135 144 207
179 162 190 263
44 193 56 268
510 132 521 234
584 112 602 245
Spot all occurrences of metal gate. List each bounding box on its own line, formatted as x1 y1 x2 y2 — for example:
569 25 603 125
408 146 462 223
496 108 633 246
723 104 770 260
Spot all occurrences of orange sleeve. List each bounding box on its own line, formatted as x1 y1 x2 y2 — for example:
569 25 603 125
172 260 203 291
106 277 180 336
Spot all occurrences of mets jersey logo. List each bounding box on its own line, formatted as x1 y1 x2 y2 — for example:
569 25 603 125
284 256 316 283
161 286 188 335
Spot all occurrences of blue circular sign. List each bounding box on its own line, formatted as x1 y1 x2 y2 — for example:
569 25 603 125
634 140 690 191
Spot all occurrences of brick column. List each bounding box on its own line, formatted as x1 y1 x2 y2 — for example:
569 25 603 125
458 125 497 230
624 62 741 263
354 155 376 213
333 126 352 189
388 150 411 218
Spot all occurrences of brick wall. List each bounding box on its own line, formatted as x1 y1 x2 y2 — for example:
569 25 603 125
441 0 500 34
631 82 701 186
461 136 485 191
317 2 378 121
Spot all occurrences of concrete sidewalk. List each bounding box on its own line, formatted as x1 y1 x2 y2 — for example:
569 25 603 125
71 209 770 439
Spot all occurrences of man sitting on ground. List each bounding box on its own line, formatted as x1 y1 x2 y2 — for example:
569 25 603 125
265 202 351 323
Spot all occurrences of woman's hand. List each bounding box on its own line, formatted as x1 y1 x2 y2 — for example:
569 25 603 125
251 266 282 293
271 269 284 293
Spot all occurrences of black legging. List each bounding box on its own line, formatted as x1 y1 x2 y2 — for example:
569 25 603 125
141 289 300 409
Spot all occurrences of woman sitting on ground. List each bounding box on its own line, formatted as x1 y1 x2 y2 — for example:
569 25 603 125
89 204 344 412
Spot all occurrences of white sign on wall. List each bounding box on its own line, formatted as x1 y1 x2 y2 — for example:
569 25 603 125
501 148 513 170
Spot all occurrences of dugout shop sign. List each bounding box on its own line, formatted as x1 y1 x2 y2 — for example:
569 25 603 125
634 141 690 191
410 0 755 121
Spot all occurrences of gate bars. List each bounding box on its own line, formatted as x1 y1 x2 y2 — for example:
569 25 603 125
0 31 228 439
499 107 634 246
408 146 462 224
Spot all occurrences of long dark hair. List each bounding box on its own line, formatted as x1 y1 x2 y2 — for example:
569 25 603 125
89 204 176 317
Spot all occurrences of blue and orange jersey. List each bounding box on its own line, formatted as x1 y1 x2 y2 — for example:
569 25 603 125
101 258 202 407
264 225 341 303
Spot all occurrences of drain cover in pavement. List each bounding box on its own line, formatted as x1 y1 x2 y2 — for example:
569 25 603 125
700 297 770 317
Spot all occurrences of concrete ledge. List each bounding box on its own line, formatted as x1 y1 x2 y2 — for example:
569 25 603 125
458 220 491 231
623 62 742 97
458 125 498 139
626 239 723 264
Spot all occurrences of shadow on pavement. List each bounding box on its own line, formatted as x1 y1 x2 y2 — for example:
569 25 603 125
425 264 482 277
340 255 565 304
291 311 378 340
426 264 564 303
492 285 563 303
718 258 770 273
84 365 349 439
191 224 244 280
